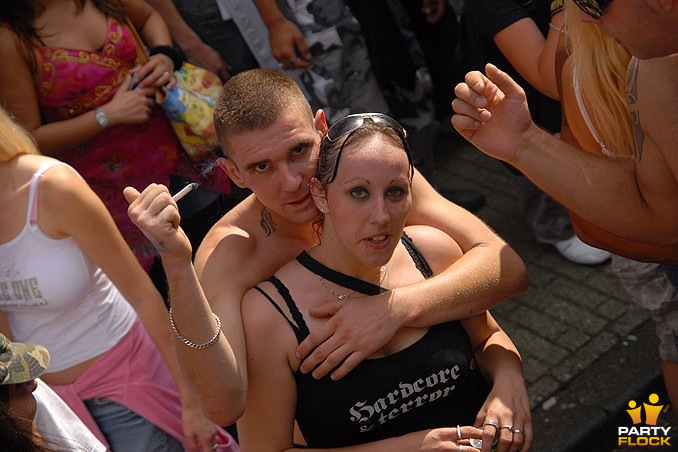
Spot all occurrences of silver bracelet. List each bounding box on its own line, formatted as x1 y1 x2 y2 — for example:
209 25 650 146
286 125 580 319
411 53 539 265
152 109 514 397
168 308 221 349
549 22 562 32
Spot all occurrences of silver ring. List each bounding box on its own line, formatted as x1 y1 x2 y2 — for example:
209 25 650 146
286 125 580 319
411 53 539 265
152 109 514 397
512 428 524 435
483 419 499 429
457 424 462 440
500 424 513 431
469 438 483 448
458 445 463 452
211 445 218 450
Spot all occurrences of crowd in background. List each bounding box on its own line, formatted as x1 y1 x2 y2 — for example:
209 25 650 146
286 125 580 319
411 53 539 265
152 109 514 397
1 0 676 450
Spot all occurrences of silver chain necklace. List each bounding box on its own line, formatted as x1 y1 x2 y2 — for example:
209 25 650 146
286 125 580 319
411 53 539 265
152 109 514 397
316 266 388 301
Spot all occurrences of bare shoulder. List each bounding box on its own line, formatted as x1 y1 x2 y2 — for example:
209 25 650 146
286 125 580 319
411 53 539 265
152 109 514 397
195 198 290 295
0 26 33 85
195 206 259 286
0 27 22 55
241 282 274 325
240 278 300 369
637 55 678 121
18 156 85 200
240 277 289 331
33 157 105 206
33 159 80 183
637 55 678 166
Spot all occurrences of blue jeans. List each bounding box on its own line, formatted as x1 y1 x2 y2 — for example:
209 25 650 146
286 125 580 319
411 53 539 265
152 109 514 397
85 398 184 452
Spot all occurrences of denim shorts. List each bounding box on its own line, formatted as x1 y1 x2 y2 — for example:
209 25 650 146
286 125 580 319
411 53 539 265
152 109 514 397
85 398 184 452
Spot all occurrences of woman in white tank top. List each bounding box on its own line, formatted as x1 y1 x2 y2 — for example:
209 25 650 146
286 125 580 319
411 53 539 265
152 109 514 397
0 106 238 450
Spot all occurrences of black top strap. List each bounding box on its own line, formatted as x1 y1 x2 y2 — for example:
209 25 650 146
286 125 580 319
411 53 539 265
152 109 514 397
253 277 310 343
401 232 433 278
256 234 433 344
297 251 386 295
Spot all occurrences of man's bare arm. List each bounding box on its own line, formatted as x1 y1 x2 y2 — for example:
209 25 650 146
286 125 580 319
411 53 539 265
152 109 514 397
125 185 246 426
397 170 528 325
297 170 528 380
452 64 678 246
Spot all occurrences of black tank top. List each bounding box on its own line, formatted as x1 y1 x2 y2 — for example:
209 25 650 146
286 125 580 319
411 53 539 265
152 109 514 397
253 234 490 447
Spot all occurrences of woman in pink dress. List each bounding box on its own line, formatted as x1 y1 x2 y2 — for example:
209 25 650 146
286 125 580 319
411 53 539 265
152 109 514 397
0 0 231 274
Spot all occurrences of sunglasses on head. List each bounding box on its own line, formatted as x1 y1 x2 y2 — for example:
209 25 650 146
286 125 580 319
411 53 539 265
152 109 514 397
323 113 412 183
572 0 612 19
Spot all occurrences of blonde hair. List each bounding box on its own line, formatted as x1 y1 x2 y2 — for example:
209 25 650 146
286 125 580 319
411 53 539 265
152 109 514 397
0 107 39 162
565 0 633 158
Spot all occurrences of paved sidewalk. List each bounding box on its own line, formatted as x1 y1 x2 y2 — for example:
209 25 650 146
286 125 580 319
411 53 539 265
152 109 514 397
431 129 676 451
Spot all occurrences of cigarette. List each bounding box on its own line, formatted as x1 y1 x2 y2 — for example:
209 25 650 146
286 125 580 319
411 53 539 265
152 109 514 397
172 182 199 202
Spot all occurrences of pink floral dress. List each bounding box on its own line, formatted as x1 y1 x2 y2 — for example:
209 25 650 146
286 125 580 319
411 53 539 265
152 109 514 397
32 16 230 271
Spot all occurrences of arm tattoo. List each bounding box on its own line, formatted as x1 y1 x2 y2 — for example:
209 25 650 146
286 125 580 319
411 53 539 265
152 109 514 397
626 57 644 160
260 207 277 237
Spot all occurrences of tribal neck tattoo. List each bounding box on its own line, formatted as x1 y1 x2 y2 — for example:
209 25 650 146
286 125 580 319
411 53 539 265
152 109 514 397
259 207 277 237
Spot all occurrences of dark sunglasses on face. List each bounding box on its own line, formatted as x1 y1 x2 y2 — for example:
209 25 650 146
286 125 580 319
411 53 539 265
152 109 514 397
322 113 413 183
572 0 613 19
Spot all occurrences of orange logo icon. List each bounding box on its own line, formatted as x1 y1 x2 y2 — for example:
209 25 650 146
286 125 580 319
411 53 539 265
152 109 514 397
626 393 663 426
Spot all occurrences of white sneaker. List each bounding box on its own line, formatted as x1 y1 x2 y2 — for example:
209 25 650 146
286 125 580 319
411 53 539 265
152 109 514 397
554 235 611 265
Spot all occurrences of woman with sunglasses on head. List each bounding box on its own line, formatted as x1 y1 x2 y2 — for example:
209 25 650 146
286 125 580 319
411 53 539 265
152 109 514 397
236 113 531 452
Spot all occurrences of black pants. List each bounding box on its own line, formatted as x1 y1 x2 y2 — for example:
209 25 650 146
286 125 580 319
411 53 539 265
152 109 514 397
346 0 460 119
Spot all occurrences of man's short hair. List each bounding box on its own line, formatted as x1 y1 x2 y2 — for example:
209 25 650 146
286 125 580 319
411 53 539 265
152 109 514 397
214 69 314 156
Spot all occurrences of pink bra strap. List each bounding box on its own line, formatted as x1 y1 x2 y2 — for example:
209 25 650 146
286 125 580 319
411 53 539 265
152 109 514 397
30 187 40 223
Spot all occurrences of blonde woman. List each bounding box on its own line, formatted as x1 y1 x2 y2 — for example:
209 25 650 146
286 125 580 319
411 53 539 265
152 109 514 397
557 0 678 415
0 106 238 451
451 0 678 257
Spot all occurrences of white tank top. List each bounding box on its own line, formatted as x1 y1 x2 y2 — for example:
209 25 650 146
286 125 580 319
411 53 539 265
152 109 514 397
0 161 136 372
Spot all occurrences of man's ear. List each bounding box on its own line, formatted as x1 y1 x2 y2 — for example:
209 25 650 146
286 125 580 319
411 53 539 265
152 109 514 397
217 157 245 188
314 109 328 137
309 177 328 213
